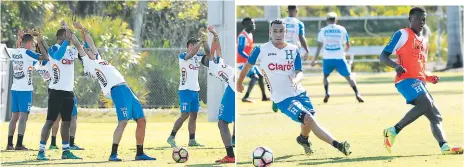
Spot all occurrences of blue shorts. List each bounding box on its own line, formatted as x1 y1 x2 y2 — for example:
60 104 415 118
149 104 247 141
239 64 262 78
276 92 315 123
218 85 235 123
395 78 432 104
178 90 200 112
111 85 145 121
11 90 32 113
323 59 350 77
72 95 77 116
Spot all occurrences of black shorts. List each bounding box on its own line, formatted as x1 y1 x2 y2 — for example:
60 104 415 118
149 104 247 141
47 89 74 121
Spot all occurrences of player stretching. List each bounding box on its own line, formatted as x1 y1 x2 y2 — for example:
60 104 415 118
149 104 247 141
7 30 48 151
167 29 210 147
71 22 155 161
201 26 235 163
237 17 269 103
48 97 84 150
380 7 463 155
237 20 351 156
311 12 364 103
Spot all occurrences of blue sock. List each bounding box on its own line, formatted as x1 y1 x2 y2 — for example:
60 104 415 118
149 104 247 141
62 141 70 151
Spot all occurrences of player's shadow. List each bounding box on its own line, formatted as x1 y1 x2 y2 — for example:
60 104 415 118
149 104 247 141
185 163 224 167
132 146 224 151
296 154 435 166
0 159 116 166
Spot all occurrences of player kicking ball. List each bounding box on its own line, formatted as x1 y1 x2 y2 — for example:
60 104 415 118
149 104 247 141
237 20 351 156
200 26 235 163
380 7 463 155
71 22 155 161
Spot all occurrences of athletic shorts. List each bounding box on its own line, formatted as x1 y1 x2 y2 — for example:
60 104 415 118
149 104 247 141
48 89 74 122
178 90 200 113
238 64 262 78
11 90 32 113
218 85 235 123
323 59 351 77
276 92 315 123
111 84 145 121
395 78 432 105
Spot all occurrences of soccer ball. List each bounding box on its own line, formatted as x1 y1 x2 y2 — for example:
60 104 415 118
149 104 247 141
252 146 273 167
172 147 189 163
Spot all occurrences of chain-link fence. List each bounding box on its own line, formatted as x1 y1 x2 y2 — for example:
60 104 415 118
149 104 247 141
31 48 208 110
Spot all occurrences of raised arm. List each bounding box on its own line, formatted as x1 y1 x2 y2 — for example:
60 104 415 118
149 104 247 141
69 31 87 58
74 22 99 55
16 30 24 48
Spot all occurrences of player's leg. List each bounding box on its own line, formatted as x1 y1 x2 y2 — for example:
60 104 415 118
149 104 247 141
232 123 235 147
59 93 81 159
50 114 61 149
188 91 203 147
15 112 29 150
69 97 83 150
216 86 235 163
7 112 19 150
243 72 258 103
109 85 130 161
337 59 364 102
257 72 269 101
37 89 61 160
322 59 335 103
110 120 127 161
168 90 192 147
129 87 156 160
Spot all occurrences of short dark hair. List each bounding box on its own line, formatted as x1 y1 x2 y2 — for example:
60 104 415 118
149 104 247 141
22 34 34 45
270 20 283 26
409 6 426 16
186 37 199 47
242 17 252 26
288 5 297 11
327 18 336 22
56 28 66 39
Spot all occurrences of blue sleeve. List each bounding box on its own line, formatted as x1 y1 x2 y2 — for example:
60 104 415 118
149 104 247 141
346 33 350 43
298 22 305 36
247 46 260 65
84 41 89 48
197 52 205 57
51 40 69 60
25 50 40 60
33 61 37 66
237 35 248 59
41 60 48 66
383 31 402 54
294 51 302 71
179 52 186 60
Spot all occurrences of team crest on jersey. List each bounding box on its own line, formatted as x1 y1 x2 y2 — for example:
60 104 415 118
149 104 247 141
27 66 33 85
52 64 60 84
95 69 108 87
181 68 187 85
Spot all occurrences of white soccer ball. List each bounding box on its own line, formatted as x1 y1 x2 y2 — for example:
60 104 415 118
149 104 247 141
252 146 273 167
172 147 189 163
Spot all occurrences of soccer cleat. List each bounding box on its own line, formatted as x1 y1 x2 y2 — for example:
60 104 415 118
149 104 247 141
37 151 49 161
339 141 352 156
356 95 364 103
383 127 397 153
188 139 204 147
62 151 82 159
109 154 122 161
167 136 177 148
14 145 30 151
441 144 463 155
70 145 85 150
49 145 59 150
272 102 278 112
215 156 235 163
296 136 313 155
6 145 14 150
323 94 330 103
262 97 270 101
242 98 254 103
135 153 156 160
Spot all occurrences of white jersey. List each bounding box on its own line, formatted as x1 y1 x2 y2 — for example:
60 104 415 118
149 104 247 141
82 55 126 98
10 48 39 91
282 17 305 47
208 57 235 92
48 42 77 92
178 52 204 91
34 60 52 82
248 42 305 103
317 24 349 59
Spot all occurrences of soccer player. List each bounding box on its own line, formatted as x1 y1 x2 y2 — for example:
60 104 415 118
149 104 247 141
167 29 210 148
237 17 269 103
71 22 155 161
36 26 81 160
237 20 352 156
282 5 309 60
201 26 235 163
48 97 83 150
7 30 48 151
311 12 364 103
380 7 463 155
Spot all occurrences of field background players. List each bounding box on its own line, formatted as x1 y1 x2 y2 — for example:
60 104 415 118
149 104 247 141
167 29 210 148
311 12 364 103
237 17 269 103
201 26 236 163
7 30 48 151
237 20 352 157
380 7 463 155
71 22 155 161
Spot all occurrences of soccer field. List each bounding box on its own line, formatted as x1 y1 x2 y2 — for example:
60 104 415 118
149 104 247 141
0 112 234 167
236 72 464 167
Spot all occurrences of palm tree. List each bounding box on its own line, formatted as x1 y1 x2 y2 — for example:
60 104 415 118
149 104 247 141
446 6 463 69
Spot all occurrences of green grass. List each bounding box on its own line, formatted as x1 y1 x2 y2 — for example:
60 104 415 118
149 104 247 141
1 112 234 167
236 72 464 167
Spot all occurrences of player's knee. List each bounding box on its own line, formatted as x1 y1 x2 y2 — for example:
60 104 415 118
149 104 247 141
189 112 198 119
136 117 146 125
10 113 19 122
180 113 190 120
44 120 55 128
118 120 128 127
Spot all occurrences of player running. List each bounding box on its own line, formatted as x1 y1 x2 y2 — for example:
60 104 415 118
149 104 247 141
167 29 210 148
237 20 352 156
311 12 364 103
71 22 155 161
201 26 235 163
7 30 48 151
237 17 269 103
380 7 463 155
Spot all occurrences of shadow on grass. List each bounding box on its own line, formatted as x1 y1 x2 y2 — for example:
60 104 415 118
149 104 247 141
185 163 225 167
134 146 224 151
296 154 434 166
1 159 117 166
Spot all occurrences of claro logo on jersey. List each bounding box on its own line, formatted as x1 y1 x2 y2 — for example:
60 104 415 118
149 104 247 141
27 66 33 85
268 61 294 71
61 59 74 65
189 64 200 70
95 69 108 87
181 68 187 85
52 64 60 84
